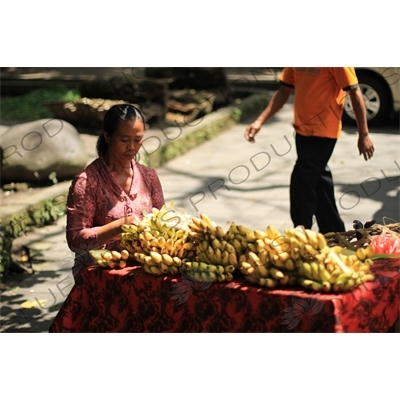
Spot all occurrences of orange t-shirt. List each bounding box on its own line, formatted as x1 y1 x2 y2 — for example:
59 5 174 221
279 67 359 138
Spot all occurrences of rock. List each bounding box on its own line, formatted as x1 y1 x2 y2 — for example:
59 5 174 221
0 119 88 184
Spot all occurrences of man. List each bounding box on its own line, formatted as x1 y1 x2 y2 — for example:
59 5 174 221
244 67 375 234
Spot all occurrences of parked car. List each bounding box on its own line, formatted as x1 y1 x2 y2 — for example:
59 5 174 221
343 67 400 126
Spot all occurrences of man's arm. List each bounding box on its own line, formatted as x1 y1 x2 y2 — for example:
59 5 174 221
347 87 375 160
244 84 293 143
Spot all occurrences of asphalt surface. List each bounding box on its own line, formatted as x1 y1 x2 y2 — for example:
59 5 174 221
1 96 399 333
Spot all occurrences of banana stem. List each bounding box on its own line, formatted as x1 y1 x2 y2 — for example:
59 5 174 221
329 250 352 274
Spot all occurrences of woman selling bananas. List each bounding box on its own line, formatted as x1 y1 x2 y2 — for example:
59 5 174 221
66 104 165 280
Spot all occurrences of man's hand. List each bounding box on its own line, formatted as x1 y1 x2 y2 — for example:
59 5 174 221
358 134 375 160
244 84 292 143
244 121 263 143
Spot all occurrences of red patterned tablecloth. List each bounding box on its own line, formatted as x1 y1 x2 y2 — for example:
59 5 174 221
49 258 400 333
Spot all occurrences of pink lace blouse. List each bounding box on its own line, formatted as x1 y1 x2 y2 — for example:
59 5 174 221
66 156 165 278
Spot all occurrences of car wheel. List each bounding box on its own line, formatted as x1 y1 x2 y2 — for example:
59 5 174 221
342 74 391 126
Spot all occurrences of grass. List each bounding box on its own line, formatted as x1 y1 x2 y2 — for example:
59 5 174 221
0 85 81 121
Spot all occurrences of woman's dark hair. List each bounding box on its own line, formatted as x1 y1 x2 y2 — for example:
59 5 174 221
96 103 146 157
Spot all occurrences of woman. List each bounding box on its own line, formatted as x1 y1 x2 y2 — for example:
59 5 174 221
66 104 165 280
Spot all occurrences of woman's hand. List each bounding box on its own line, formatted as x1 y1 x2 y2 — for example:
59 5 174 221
121 214 141 226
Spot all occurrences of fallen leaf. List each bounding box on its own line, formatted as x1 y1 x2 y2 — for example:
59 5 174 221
21 299 48 309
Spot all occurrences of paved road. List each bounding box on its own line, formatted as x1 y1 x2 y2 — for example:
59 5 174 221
1 97 399 332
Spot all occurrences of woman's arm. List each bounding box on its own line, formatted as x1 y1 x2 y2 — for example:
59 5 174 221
66 173 139 252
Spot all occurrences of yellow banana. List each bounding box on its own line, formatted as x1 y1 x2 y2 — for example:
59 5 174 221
199 262 209 272
311 281 323 291
305 244 320 257
269 267 284 280
160 262 170 273
271 254 285 269
356 247 367 261
198 240 208 252
225 243 236 254
258 249 269 265
200 213 214 228
228 252 238 266
161 253 173 266
197 252 211 264
289 236 300 250
182 242 195 251
316 233 328 250
224 265 235 274
190 261 200 271
144 231 154 241
317 262 331 282
217 265 225 275
304 229 319 249
321 281 331 292
299 262 314 280
257 264 269 278
284 258 295 271
227 221 240 234
266 225 281 240
212 237 221 249
221 250 230 265
254 229 267 240
207 264 217 273
120 249 130 260
217 274 226 282
364 245 375 259
232 238 242 254
216 225 225 239
208 271 217 281
225 272 233 282
213 248 222 264
256 239 265 252
177 247 186 259
206 245 216 261
142 264 152 274
341 278 356 292
237 225 257 242
150 251 162 264
298 277 314 290
293 229 309 245
248 251 262 267
290 248 300 261
264 278 277 288
310 261 321 281
361 273 375 283
149 265 163 276
102 251 113 261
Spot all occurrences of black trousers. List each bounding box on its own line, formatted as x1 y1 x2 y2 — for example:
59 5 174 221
290 133 346 234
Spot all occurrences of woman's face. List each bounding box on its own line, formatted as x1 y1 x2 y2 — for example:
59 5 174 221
105 118 145 165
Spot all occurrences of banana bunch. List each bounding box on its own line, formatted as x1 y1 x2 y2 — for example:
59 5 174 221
224 222 265 255
280 227 376 292
89 249 130 269
295 244 375 292
196 235 238 268
121 205 197 276
135 251 182 276
238 248 298 288
130 228 195 276
181 261 235 283
188 213 226 243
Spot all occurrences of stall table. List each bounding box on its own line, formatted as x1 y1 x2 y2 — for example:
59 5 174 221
49 258 400 333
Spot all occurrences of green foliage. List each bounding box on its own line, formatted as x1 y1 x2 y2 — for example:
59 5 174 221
0 85 81 121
